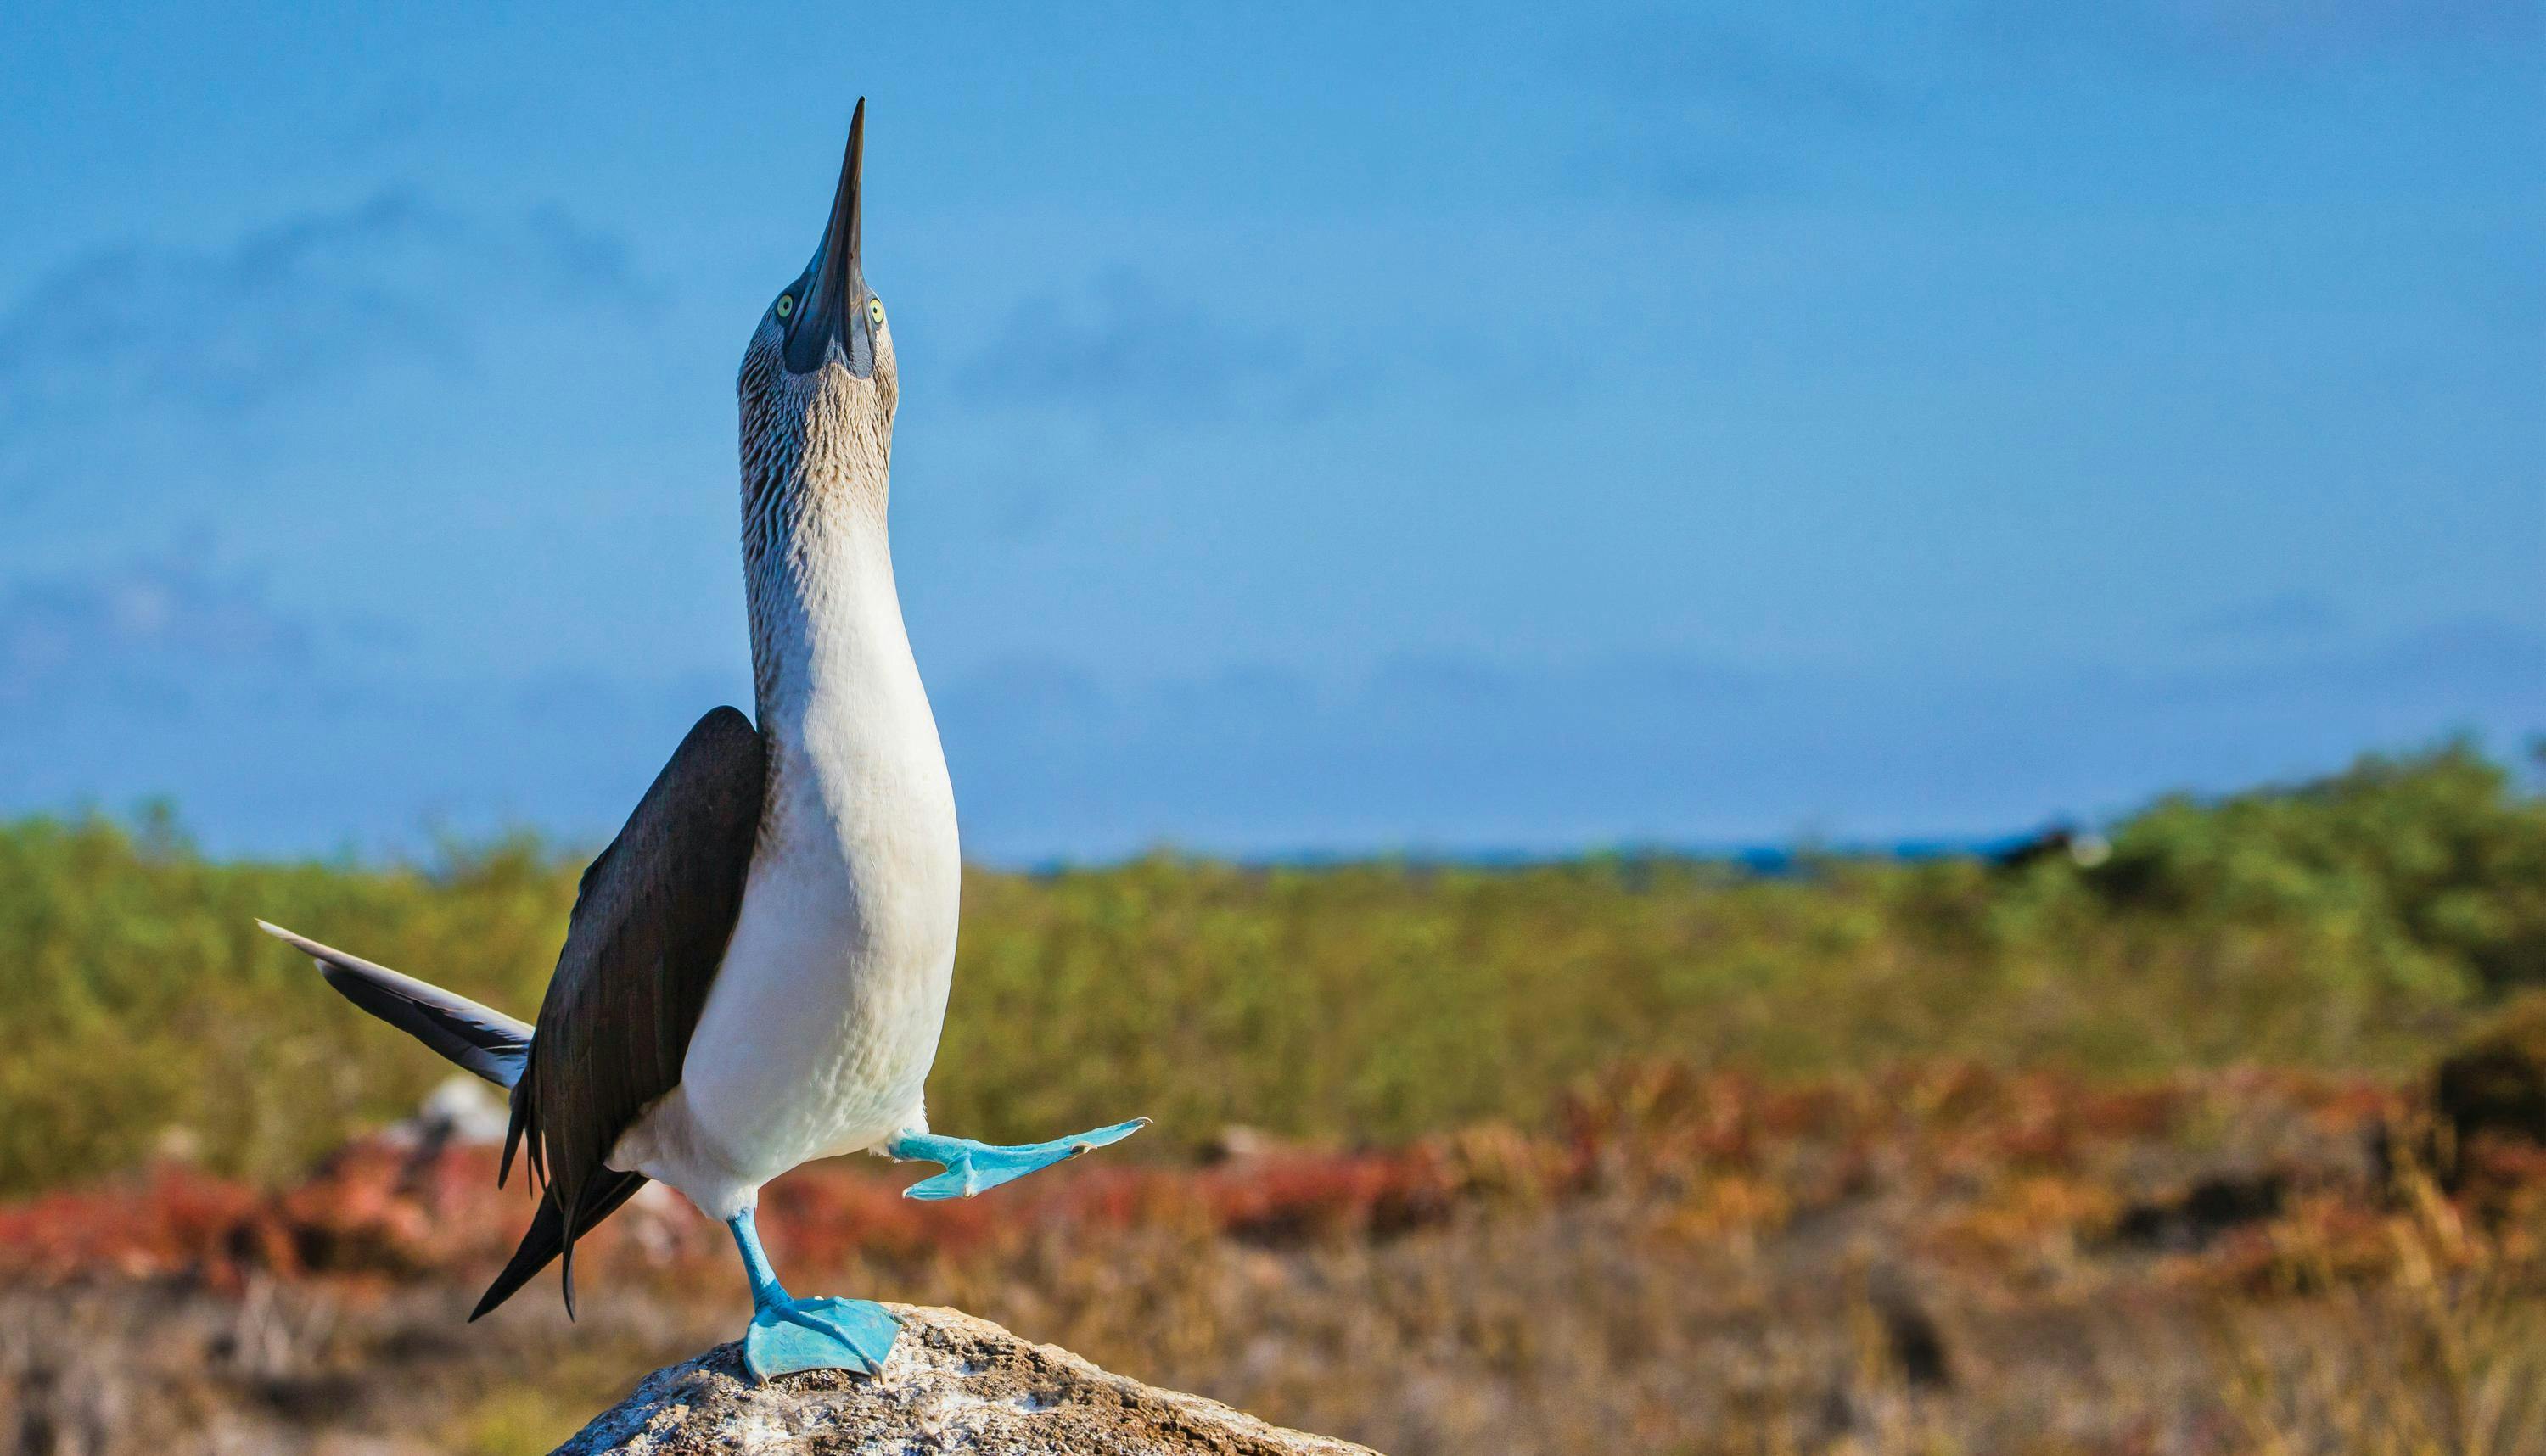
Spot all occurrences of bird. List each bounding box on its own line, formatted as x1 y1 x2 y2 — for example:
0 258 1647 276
257 100 1144 1383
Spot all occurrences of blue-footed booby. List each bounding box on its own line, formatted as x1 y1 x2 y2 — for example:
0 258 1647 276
258 100 1144 1382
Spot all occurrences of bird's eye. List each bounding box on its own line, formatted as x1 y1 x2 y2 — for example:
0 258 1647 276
867 298 885 326
775 294 794 320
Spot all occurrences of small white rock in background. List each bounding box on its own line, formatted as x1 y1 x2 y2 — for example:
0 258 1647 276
383 1073 514 1149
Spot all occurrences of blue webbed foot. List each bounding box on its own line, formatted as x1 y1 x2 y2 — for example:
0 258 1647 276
889 1118 1150 1201
743 1294 900 1381
726 1208 898 1382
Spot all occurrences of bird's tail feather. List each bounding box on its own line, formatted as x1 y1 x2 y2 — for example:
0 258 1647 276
260 918 625 1321
257 921 533 1089
471 1170 649 1321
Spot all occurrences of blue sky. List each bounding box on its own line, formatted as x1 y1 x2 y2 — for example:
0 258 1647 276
2 1 2539 861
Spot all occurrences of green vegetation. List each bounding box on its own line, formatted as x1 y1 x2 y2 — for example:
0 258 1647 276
4 742 2542 1196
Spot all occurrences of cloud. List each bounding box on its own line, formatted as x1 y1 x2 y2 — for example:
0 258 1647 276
932 622 2546 861
0 192 648 499
1972 0 2538 63
955 270 1309 429
2184 592 2347 643
3 557 2538 863
0 550 743 851
1557 14 1915 204
0 553 312 710
1581 15 1904 124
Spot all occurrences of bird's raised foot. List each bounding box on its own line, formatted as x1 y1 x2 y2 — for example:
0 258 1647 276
743 1295 900 1382
889 1118 1150 1201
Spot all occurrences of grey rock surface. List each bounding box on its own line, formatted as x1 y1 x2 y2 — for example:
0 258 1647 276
554 1304 1379 1455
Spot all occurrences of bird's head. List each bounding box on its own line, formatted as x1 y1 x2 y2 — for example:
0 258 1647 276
739 99 897 506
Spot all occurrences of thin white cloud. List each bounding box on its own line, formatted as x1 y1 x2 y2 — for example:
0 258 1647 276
1974 0 2538 62
2184 593 2348 643
956 269 1308 428
0 580 2535 858
0 192 649 501
0 553 311 708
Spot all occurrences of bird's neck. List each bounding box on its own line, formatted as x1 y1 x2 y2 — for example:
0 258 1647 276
740 479 955 871
742 472 914 750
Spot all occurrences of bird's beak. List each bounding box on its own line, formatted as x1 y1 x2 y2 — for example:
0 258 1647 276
783 98 872 377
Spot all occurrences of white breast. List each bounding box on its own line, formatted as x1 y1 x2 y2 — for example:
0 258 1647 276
614 518 960 1219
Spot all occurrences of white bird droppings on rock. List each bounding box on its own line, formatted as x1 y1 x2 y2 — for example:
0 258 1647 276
552 1304 1380 1455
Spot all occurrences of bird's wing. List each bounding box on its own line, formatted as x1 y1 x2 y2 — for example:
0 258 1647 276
494 705 766 1317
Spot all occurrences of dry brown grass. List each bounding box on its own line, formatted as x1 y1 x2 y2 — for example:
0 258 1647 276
14 1063 2546 1456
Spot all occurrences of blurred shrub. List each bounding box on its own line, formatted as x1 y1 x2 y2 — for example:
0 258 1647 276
2086 741 2546 996
3 739 2541 1196
0 811 572 1196
2434 988 2546 1151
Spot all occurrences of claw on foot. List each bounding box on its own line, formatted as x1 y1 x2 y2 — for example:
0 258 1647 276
889 1117 1151 1201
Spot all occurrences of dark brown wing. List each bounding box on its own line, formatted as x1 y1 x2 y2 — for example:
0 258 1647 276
479 706 765 1319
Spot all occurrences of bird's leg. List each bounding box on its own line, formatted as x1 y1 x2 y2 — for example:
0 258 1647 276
887 1118 1150 1201
726 1207 898 1382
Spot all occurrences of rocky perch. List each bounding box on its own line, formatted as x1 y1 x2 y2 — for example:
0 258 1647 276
556 1304 1378 1455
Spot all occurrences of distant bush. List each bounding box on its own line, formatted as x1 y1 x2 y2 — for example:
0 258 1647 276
0 812 574 1198
2433 988 2546 1154
2 740 2539 1196
2085 741 2546 995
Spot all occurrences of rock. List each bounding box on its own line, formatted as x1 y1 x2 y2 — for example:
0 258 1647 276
401 1072 516 1147
554 1304 1378 1455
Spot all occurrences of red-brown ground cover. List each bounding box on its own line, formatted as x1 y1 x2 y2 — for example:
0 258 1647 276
14 1061 2546 1456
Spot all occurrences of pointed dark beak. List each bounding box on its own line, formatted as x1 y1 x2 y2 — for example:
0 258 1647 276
783 98 872 376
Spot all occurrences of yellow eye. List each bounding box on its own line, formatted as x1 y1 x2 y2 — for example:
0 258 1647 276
775 294 794 320
867 297 885 326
